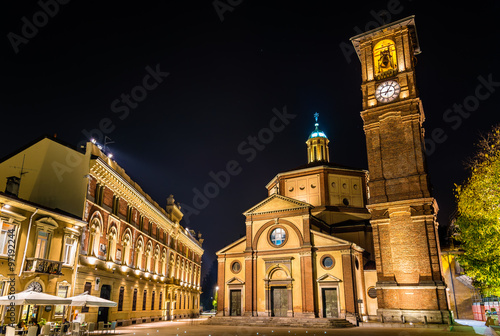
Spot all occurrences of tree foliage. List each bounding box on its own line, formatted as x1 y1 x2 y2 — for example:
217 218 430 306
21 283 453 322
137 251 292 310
455 125 500 296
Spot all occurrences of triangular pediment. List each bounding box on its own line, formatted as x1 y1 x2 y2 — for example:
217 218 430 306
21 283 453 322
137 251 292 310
243 194 312 216
317 274 342 282
226 277 245 285
216 236 246 255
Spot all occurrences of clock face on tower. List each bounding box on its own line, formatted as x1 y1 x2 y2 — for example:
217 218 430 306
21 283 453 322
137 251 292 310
375 80 401 103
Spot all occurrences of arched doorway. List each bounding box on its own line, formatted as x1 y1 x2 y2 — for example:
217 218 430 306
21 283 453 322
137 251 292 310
264 264 293 317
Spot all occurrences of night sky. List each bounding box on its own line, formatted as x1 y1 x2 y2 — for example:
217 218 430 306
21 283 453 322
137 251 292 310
1 1 499 276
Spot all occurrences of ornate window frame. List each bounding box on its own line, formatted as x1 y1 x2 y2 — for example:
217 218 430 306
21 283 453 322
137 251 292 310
267 225 288 248
320 254 335 270
230 260 242 274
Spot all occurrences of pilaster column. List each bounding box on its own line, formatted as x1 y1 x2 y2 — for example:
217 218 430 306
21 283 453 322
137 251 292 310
299 250 315 317
216 258 225 316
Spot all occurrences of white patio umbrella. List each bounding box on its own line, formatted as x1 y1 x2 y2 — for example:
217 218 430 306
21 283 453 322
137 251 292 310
66 292 117 307
0 290 72 305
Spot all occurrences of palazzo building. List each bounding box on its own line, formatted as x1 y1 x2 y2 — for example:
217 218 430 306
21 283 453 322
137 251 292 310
216 16 451 324
0 136 204 324
0 192 86 324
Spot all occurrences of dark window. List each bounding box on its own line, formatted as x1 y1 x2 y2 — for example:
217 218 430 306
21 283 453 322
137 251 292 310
142 290 147 310
184 295 186 309
112 195 120 215
148 223 152 236
82 282 92 312
139 216 144 231
118 287 124 311
126 206 133 223
178 294 180 310
132 288 138 311
321 255 335 270
367 287 377 299
231 261 241 273
159 292 163 310
163 231 167 244
151 291 155 310
95 184 104 206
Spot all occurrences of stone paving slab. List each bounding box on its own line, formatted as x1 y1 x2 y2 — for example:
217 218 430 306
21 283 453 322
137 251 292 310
113 318 482 336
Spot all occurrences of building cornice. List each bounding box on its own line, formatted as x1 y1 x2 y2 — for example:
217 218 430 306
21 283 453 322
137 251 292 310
90 157 203 254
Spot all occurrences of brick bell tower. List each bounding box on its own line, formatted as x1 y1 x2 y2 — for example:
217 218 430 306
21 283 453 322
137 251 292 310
350 16 450 324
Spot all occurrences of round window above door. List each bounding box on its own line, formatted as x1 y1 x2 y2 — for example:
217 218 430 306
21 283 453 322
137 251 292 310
269 227 287 247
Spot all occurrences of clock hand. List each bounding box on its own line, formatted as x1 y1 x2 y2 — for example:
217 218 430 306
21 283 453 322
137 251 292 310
381 86 390 96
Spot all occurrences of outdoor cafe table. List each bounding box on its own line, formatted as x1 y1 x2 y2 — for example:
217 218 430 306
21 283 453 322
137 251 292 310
80 323 88 333
51 325 61 334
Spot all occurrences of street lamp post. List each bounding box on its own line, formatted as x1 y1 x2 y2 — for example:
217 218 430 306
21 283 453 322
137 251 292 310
213 286 219 313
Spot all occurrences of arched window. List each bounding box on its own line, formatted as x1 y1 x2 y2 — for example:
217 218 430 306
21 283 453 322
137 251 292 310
169 255 175 278
161 249 168 276
107 225 117 262
89 215 102 257
153 245 160 274
122 230 132 266
373 39 397 77
145 242 153 272
135 237 144 270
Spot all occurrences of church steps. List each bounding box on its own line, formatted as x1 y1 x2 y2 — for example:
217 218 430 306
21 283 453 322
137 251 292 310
203 317 355 328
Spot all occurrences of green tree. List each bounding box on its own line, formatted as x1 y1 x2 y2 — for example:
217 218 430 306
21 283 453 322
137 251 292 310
455 125 500 296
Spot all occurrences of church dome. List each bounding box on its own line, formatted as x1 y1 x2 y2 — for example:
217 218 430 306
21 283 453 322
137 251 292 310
309 123 328 139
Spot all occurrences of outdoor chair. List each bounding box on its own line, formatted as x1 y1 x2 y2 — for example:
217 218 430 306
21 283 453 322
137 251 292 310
40 325 51 336
108 322 116 334
26 326 38 336
97 322 104 335
71 323 80 336
5 326 14 336
86 323 95 336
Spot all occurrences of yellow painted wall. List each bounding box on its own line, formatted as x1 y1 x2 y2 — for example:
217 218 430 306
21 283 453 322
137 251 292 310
223 256 246 314
315 251 345 314
284 174 321 206
254 252 302 313
252 216 303 251
0 138 89 218
328 174 363 207
363 270 378 317
441 253 475 319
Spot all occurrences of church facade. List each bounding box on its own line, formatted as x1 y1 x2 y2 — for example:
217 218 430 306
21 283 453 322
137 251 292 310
216 16 451 324
216 115 377 322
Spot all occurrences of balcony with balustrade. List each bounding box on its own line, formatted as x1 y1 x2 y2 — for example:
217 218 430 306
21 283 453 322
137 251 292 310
24 258 63 275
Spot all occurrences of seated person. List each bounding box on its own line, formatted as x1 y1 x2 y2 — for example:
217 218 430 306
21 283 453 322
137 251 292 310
30 321 40 336
17 322 27 335
62 319 70 333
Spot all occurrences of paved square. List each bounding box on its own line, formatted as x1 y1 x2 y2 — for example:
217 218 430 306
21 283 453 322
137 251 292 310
114 319 492 336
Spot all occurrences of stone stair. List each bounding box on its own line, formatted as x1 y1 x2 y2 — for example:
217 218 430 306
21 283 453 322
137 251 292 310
203 316 355 329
